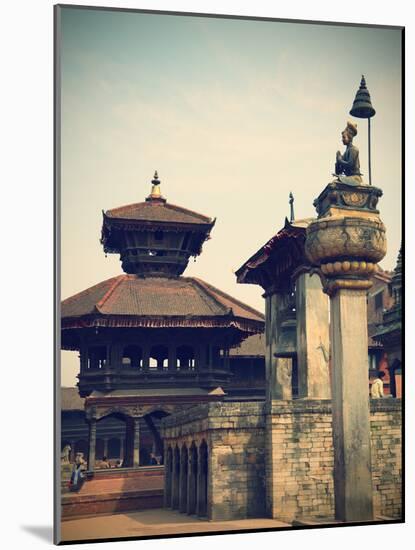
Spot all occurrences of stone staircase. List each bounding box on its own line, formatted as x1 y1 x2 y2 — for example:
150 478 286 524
61 466 164 518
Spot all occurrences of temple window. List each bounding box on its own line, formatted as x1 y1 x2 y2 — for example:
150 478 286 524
122 345 143 368
149 345 169 371
88 345 107 369
176 345 195 371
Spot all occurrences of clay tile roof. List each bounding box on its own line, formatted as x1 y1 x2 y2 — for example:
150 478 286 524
61 275 264 331
229 333 266 356
61 387 85 410
105 201 213 225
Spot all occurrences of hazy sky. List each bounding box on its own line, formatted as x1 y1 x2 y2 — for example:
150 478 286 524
60 7 402 386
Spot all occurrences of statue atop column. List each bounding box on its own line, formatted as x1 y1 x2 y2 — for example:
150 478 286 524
334 121 363 185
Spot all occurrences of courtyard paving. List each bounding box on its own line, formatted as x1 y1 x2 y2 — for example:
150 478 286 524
60 508 291 542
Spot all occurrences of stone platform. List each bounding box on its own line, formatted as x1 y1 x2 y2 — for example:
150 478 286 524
60 508 291 543
61 466 164 518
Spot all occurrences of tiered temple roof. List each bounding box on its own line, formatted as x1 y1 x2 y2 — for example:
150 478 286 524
61 275 264 349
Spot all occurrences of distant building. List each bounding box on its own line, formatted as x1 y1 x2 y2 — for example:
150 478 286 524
372 247 403 397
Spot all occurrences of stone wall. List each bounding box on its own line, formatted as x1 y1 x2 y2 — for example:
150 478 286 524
162 399 401 522
161 401 266 520
370 399 402 518
266 400 334 520
266 399 402 521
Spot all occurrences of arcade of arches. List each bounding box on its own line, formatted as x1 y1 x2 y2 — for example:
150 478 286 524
164 440 208 517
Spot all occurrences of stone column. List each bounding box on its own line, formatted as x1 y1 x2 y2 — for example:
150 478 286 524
295 271 330 398
179 448 188 512
171 448 180 509
330 288 373 520
164 447 173 508
103 437 109 458
187 447 197 514
87 418 97 471
265 292 292 400
305 180 386 522
132 418 140 468
196 444 207 517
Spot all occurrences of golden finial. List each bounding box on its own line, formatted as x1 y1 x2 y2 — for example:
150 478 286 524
150 170 161 198
146 170 166 202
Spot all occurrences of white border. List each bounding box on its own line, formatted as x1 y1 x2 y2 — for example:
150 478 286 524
1 1 412 548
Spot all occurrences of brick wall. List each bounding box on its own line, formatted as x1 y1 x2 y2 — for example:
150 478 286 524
162 399 402 522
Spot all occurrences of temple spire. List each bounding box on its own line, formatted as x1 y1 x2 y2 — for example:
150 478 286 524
289 192 295 222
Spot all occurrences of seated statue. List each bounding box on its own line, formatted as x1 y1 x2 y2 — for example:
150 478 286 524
334 121 363 185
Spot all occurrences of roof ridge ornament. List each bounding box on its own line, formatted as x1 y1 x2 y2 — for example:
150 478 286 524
289 192 295 222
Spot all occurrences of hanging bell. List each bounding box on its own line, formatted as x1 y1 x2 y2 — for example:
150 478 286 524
349 75 376 119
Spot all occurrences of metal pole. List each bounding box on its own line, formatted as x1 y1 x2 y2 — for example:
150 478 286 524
368 117 372 185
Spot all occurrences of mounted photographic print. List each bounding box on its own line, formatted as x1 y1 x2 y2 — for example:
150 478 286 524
55 4 403 545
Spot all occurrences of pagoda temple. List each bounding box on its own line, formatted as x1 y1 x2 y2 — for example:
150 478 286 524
61 172 264 471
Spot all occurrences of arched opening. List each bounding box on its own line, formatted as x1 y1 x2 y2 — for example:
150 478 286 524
176 345 195 371
197 440 208 517
142 410 170 465
179 445 189 512
187 442 198 515
88 345 107 369
149 345 168 371
95 412 129 468
122 345 143 369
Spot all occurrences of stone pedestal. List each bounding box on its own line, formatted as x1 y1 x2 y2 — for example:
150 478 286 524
295 271 330 398
305 181 386 523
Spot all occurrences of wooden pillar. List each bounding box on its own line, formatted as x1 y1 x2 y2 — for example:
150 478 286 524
110 343 122 370
207 344 212 371
142 345 150 372
79 344 88 373
168 345 176 372
194 346 201 372
87 418 97 472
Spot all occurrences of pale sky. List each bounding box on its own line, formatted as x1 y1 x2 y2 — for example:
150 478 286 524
60 7 402 387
